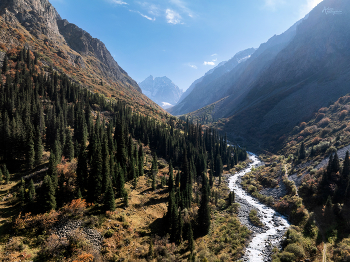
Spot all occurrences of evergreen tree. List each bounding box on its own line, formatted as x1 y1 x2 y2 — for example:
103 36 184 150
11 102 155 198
27 134 35 170
0 168 3 184
299 142 306 160
228 191 235 205
19 178 25 207
124 190 129 207
3 165 10 184
34 126 43 165
42 175 56 211
28 179 35 204
104 178 116 211
2 55 8 74
76 187 82 199
188 223 194 254
76 144 88 191
47 151 58 188
168 161 174 192
64 129 74 161
215 154 223 185
88 137 103 203
176 211 183 244
198 174 211 235
116 164 125 197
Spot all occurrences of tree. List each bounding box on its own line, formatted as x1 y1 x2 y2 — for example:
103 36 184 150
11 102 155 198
2 55 8 74
228 191 235 205
215 154 223 185
28 179 35 204
104 178 115 211
168 161 174 192
64 129 74 161
3 165 10 184
198 174 210 235
34 126 43 165
19 178 25 207
27 134 35 170
0 168 3 184
42 175 56 211
188 223 194 253
299 142 306 160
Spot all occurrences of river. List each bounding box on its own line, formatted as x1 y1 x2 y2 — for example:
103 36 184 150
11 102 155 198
228 154 291 262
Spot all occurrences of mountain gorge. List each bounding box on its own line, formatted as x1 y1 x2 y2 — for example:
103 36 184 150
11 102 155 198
139 75 183 109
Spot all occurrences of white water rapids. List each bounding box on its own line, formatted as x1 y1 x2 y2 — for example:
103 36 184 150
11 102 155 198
228 154 290 261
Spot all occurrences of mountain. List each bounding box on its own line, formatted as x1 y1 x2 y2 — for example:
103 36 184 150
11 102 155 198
177 0 350 152
0 0 166 114
168 48 256 115
139 75 183 109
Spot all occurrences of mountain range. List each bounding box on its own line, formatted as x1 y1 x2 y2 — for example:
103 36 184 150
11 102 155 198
172 0 350 152
139 75 183 109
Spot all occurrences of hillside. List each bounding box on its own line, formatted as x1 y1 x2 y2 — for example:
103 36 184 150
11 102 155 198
169 48 256 116
177 0 350 153
0 0 166 116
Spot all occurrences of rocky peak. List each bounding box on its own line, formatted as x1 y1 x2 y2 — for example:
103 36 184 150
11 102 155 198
0 0 141 92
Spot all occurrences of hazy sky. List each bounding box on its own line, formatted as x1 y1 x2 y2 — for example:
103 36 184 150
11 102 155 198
51 0 323 90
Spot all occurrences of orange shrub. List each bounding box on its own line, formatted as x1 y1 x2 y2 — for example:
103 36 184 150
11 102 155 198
62 198 87 218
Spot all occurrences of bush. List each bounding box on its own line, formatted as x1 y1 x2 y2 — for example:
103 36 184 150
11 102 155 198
280 251 295 262
104 229 114 238
284 243 305 258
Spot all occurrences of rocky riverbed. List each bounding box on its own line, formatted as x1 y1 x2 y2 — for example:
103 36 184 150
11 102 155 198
228 155 290 262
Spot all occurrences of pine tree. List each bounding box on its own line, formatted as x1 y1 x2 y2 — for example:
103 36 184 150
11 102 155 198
116 164 125 197
124 190 129 207
176 211 183 244
104 178 116 211
34 126 43 165
299 142 306 160
64 129 74 161
228 191 235 205
76 187 82 199
19 178 25 207
42 175 56 211
188 223 194 254
215 154 223 185
2 55 8 74
0 168 3 184
76 144 88 191
198 174 211 235
28 179 35 204
3 165 10 184
47 151 58 188
27 134 35 170
168 161 174 192
88 137 103 203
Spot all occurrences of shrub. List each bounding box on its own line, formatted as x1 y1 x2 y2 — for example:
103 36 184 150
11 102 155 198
339 110 348 120
62 198 87 218
318 117 331 127
279 251 296 262
284 243 305 258
104 229 114 238
315 113 325 122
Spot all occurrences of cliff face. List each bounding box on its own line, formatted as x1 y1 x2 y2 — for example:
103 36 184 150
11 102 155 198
0 0 141 92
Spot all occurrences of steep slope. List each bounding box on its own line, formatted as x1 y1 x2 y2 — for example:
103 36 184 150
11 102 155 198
218 0 350 151
139 75 183 109
0 0 163 114
169 48 256 115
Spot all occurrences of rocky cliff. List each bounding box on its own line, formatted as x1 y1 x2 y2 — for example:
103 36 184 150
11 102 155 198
0 0 141 92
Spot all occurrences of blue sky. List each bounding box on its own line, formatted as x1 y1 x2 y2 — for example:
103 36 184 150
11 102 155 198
51 0 323 91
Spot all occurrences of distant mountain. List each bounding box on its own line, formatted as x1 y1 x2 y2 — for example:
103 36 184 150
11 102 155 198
180 0 350 152
168 48 256 115
139 76 183 109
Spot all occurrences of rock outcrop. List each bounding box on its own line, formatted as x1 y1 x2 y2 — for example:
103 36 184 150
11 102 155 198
0 0 141 92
